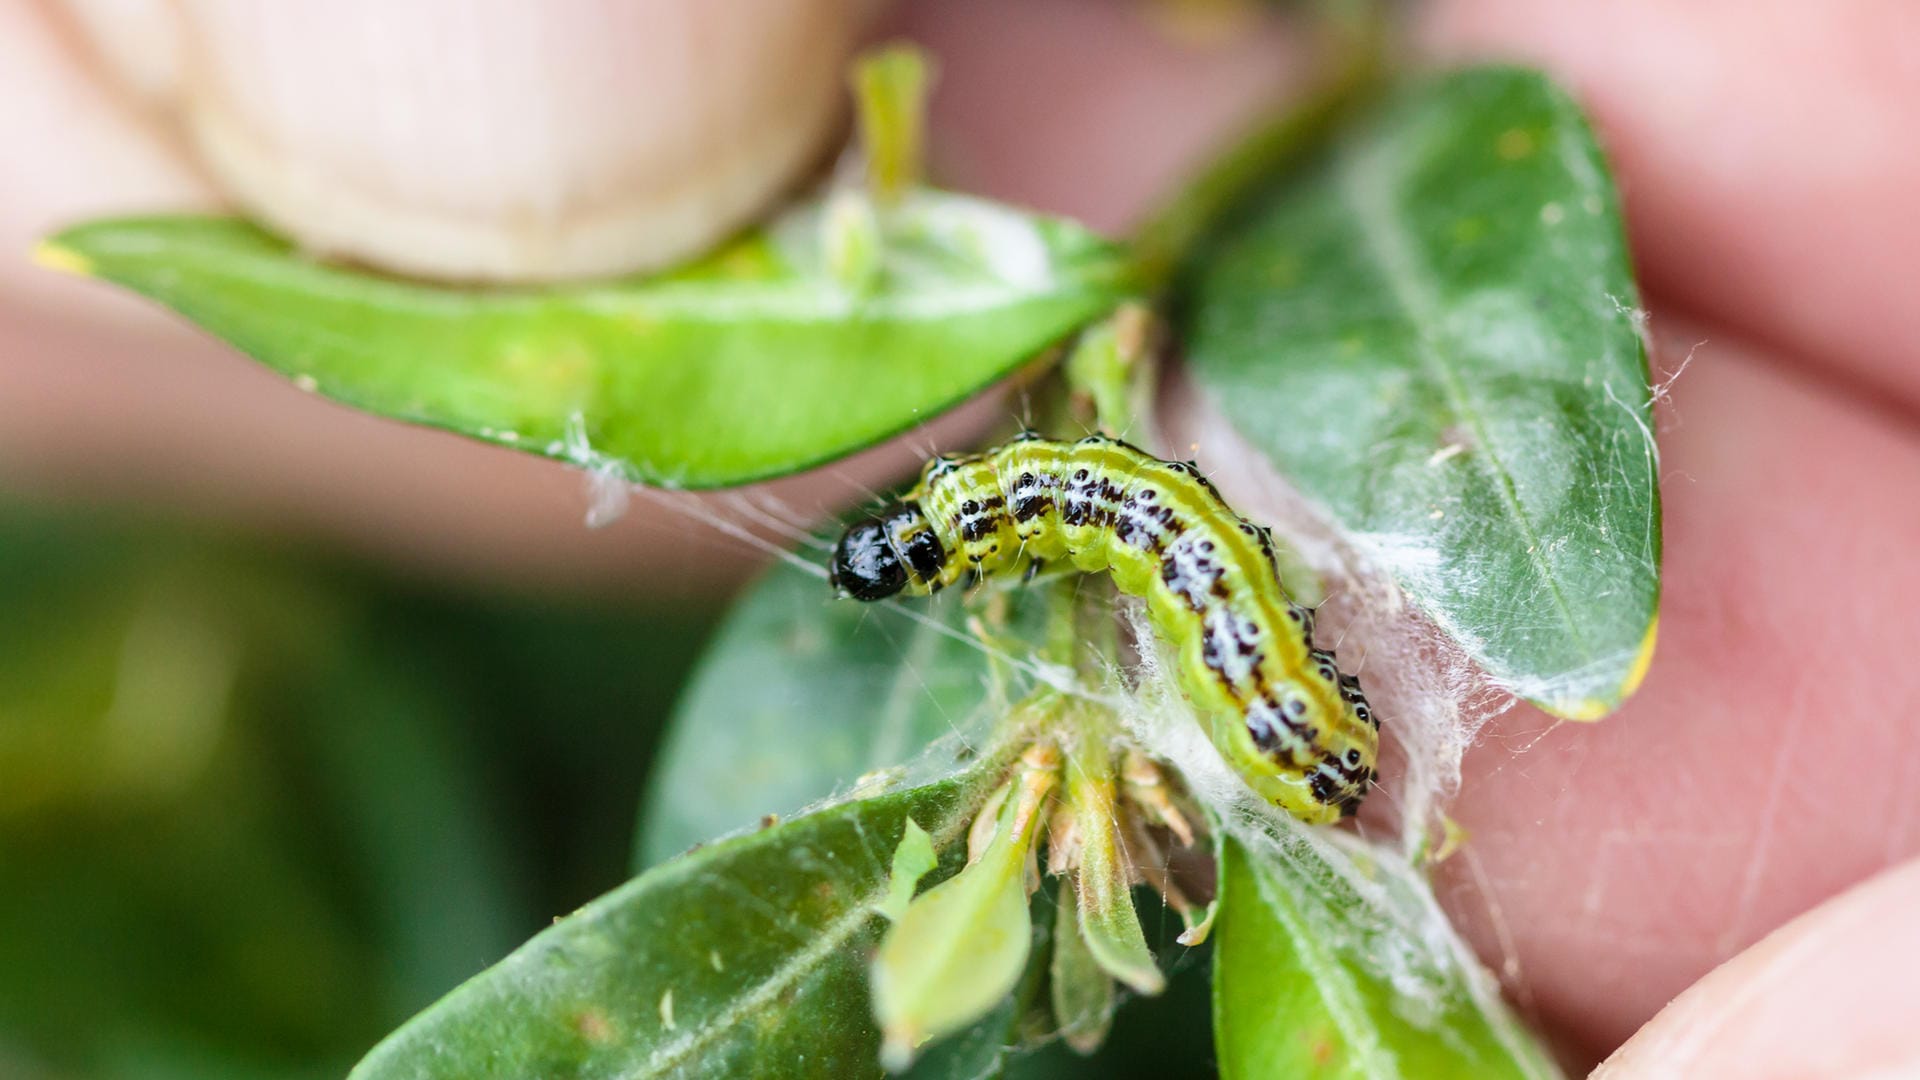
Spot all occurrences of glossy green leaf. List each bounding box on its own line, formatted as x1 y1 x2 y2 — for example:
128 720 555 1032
637 563 1052 868
0 508 530 1076
1212 834 1559 1080
42 192 1128 489
352 779 990 1080
1178 67 1659 718
285 650 525 1015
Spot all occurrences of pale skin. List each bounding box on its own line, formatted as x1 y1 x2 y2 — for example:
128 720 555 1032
6 1 1919 1075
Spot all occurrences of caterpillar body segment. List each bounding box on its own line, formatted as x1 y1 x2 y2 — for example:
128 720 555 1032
829 434 1378 824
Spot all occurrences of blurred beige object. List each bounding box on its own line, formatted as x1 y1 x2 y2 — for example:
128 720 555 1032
0 0 1299 597
0 0 879 595
57 0 185 104
58 0 859 281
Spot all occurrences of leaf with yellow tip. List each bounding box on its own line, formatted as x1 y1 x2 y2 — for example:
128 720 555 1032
1180 67 1660 720
1555 614 1661 721
43 190 1128 490
353 778 994 1079
30 241 92 277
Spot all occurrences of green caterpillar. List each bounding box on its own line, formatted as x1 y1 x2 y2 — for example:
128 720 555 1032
830 433 1377 824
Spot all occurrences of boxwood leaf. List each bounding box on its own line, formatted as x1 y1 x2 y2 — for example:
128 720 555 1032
1177 67 1659 718
1212 833 1560 1080
40 191 1128 490
637 564 1054 869
351 778 989 1080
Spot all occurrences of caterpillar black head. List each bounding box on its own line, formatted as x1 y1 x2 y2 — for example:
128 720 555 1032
830 515 907 601
831 502 948 601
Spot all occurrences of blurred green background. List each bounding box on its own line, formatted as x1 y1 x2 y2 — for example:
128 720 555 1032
0 497 719 1078
0 496 1220 1079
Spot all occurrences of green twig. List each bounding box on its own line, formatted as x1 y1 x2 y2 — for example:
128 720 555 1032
852 43 933 203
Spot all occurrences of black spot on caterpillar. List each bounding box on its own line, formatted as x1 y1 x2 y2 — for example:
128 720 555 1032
829 434 1378 824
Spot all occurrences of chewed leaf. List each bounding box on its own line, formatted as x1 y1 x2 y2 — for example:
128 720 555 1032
350 780 982 1080
1212 834 1561 1080
1179 67 1660 718
42 190 1129 490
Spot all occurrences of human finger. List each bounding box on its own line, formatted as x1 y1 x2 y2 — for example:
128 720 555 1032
1421 0 1920 414
1 1 902 589
894 0 1308 233
1597 854 1920 1079
1434 316 1920 1062
54 0 863 282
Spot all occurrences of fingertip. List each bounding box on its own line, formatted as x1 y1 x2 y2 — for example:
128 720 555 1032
899 0 1309 233
163 1 866 282
1599 856 1920 1078
1418 0 1920 412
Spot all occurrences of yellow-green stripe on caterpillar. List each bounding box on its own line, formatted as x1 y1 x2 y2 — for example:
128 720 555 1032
830 433 1378 824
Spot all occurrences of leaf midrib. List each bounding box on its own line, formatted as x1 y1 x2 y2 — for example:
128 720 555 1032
77 219 1108 324
1332 130 1592 671
634 784 989 1078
